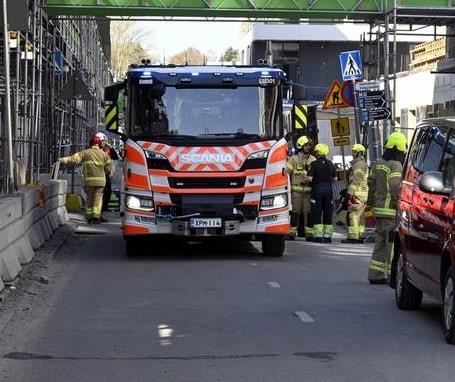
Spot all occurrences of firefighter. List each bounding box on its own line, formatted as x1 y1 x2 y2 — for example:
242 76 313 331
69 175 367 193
59 134 112 224
342 144 369 244
306 143 337 243
96 132 119 222
286 135 316 239
367 131 407 284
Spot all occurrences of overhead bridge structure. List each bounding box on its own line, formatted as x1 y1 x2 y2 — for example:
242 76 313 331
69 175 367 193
44 1 455 22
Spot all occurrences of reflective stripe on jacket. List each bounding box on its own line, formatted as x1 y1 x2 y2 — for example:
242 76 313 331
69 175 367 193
347 157 369 203
287 154 316 193
60 145 112 187
367 159 402 218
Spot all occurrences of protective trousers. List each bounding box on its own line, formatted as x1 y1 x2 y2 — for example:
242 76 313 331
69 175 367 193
347 200 366 240
311 184 333 239
368 217 395 281
102 175 112 212
291 191 312 237
85 186 104 219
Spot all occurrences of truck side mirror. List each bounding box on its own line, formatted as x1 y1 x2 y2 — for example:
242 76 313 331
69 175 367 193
419 171 451 195
292 84 307 100
104 82 125 102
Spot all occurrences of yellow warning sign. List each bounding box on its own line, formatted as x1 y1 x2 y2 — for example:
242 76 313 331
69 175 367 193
333 137 351 147
330 117 350 137
323 80 351 109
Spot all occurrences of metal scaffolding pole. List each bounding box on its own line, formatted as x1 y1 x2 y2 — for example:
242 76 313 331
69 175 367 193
2 0 14 192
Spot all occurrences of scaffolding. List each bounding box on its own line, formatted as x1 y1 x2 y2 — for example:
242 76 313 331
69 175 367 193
0 0 112 194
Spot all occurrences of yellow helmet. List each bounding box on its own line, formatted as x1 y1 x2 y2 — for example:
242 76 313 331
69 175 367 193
352 143 366 153
296 135 310 149
385 131 407 153
314 143 329 156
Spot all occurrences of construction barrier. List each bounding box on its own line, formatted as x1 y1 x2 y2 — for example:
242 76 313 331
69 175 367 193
0 180 68 292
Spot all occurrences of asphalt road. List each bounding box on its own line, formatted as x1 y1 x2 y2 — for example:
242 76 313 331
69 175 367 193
1 214 455 381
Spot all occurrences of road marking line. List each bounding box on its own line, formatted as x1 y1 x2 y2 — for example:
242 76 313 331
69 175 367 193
294 311 315 323
268 281 280 288
249 262 259 266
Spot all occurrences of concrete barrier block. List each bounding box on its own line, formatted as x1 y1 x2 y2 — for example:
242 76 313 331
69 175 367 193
39 220 51 242
0 277 4 292
16 187 39 215
28 227 42 250
0 197 22 231
17 237 34 265
0 245 22 282
44 217 53 238
48 213 59 231
57 206 69 225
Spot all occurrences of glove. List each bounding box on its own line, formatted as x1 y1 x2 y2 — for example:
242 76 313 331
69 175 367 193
347 194 357 208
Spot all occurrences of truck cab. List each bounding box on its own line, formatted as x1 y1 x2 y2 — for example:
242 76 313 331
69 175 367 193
105 65 291 257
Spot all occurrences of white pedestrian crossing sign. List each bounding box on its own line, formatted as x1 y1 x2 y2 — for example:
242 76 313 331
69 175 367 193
339 50 363 81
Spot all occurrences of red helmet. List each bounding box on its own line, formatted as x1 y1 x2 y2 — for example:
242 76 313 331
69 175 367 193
90 135 102 146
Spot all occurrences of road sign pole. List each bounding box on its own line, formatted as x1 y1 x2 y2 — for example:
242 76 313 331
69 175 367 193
351 79 361 144
337 108 347 180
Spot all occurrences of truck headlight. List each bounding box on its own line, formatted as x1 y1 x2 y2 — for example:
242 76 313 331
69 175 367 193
126 195 154 211
247 150 269 160
260 193 288 210
145 150 167 160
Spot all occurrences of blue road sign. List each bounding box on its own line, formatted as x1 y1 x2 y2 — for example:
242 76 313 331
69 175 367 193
339 50 363 81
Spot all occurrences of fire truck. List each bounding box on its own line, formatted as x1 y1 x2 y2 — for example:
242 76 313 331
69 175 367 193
104 65 290 257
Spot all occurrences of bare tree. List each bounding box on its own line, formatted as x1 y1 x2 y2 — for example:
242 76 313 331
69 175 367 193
170 47 205 65
110 21 156 80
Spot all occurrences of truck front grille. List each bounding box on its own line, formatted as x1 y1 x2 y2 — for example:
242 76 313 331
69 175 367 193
168 177 246 189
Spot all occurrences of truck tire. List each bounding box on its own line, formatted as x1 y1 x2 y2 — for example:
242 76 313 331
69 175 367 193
443 266 455 344
125 237 140 257
262 235 285 257
395 251 422 310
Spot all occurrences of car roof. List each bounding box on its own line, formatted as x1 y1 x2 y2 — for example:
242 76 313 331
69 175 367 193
417 117 455 128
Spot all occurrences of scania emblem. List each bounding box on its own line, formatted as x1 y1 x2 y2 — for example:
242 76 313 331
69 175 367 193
180 153 235 164
248 178 255 184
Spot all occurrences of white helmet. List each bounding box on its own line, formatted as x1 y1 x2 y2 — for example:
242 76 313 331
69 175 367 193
95 132 107 142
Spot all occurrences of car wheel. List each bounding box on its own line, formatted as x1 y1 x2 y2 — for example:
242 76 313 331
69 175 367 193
443 266 455 344
262 235 285 257
395 251 423 310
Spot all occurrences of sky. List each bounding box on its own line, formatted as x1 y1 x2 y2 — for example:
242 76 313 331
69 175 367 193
136 21 243 62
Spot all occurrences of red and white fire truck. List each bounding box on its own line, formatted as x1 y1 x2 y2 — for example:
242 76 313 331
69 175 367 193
105 65 290 257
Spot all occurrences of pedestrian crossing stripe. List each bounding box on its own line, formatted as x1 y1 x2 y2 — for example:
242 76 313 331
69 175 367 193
294 104 308 130
104 104 118 132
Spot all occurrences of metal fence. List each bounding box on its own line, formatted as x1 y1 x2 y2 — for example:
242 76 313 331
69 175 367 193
0 0 112 193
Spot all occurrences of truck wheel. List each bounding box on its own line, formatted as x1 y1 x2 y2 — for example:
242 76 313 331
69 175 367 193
262 235 285 257
125 237 140 257
395 251 422 310
443 266 455 344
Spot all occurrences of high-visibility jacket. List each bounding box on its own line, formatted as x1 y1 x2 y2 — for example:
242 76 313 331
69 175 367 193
367 159 402 218
347 157 369 203
60 145 112 187
286 153 316 193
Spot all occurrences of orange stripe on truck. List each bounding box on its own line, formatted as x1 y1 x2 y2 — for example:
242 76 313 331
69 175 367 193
126 173 150 190
126 146 146 166
268 144 288 164
265 172 288 189
149 169 264 178
151 186 262 194
265 223 290 234
123 224 149 234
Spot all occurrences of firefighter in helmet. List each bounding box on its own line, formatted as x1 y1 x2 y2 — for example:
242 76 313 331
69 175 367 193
342 143 369 244
286 135 316 238
59 134 112 224
306 144 337 243
367 131 407 283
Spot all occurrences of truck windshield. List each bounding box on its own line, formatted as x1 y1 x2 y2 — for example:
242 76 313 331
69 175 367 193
129 83 282 140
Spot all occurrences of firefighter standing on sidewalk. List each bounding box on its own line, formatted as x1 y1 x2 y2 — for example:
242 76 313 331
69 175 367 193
342 144 369 244
367 131 407 284
306 143 337 243
59 134 112 224
286 136 316 238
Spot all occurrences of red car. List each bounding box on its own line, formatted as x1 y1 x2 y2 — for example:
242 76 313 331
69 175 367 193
391 118 455 344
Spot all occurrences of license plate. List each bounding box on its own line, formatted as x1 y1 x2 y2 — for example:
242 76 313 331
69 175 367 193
190 218 222 228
